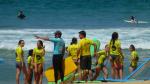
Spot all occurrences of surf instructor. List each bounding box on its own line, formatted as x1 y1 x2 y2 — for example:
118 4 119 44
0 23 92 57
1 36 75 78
35 31 65 84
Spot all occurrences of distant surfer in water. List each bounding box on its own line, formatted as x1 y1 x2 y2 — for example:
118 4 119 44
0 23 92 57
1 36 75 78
130 16 137 23
17 11 26 19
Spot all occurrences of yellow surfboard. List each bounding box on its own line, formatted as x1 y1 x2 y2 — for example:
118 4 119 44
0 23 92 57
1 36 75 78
45 57 77 82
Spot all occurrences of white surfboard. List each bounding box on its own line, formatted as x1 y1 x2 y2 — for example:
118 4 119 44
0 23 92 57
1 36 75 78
124 20 148 24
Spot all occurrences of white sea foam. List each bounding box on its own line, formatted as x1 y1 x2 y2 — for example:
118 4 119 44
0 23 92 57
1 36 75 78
1 27 150 51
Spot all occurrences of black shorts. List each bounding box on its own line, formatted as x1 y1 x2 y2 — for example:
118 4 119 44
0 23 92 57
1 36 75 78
110 55 119 61
80 56 91 70
16 62 25 68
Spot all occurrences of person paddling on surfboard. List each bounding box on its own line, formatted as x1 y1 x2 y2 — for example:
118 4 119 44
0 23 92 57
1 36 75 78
35 31 65 84
17 10 26 19
77 31 97 81
130 16 137 23
92 45 109 80
129 44 139 73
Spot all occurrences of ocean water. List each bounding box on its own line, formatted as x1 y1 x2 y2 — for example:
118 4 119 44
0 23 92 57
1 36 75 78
0 49 150 84
0 0 150 28
0 0 150 84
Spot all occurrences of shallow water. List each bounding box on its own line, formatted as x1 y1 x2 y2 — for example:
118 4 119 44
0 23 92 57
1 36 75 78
0 49 150 83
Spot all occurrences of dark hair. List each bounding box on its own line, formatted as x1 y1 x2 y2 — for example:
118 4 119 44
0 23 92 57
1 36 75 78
38 40 43 47
28 49 33 57
71 37 77 45
111 32 118 45
130 44 135 51
55 30 62 37
18 40 24 45
79 31 86 37
110 32 118 51
105 44 108 48
131 16 135 20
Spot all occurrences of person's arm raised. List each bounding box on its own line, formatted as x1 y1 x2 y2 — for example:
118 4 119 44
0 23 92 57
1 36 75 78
35 35 50 41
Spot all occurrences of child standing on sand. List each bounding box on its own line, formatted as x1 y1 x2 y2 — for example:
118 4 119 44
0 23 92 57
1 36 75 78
27 49 34 84
129 44 139 73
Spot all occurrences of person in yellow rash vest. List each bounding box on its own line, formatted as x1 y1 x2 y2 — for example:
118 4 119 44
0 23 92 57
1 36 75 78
67 37 79 64
77 31 97 81
129 44 139 73
108 32 123 79
15 40 28 84
33 40 45 84
92 45 109 80
67 37 80 80
27 49 34 84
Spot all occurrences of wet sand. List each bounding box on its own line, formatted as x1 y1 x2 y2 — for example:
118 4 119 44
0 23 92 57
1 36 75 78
73 81 150 84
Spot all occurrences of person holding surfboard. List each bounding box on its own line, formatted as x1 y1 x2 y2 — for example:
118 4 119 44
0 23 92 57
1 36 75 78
92 44 109 80
33 40 45 84
77 31 97 81
67 37 80 80
129 44 139 73
35 31 65 84
108 32 124 79
15 40 28 84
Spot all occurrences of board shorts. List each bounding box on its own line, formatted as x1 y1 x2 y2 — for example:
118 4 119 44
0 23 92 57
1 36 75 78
16 62 25 68
80 56 91 70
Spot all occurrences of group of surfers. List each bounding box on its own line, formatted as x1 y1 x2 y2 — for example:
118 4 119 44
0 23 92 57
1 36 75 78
15 30 139 84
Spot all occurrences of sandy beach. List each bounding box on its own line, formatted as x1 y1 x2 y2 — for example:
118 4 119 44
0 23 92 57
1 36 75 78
72 81 150 84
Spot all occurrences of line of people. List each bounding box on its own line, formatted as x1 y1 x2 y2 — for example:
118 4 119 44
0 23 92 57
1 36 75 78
15 30 139 84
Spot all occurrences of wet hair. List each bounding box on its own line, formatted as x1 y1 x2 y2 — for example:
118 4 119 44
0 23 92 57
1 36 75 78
71 37 77 45
28 49 33 57
130 44 135 51
38 40 43 47
111 32 118 51
18 40 24 45
131 16 135 20
79 31 86 37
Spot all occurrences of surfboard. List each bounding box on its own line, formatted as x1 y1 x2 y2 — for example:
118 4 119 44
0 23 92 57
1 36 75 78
124 20 148 23
45 57 77 82
90 38 101 56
